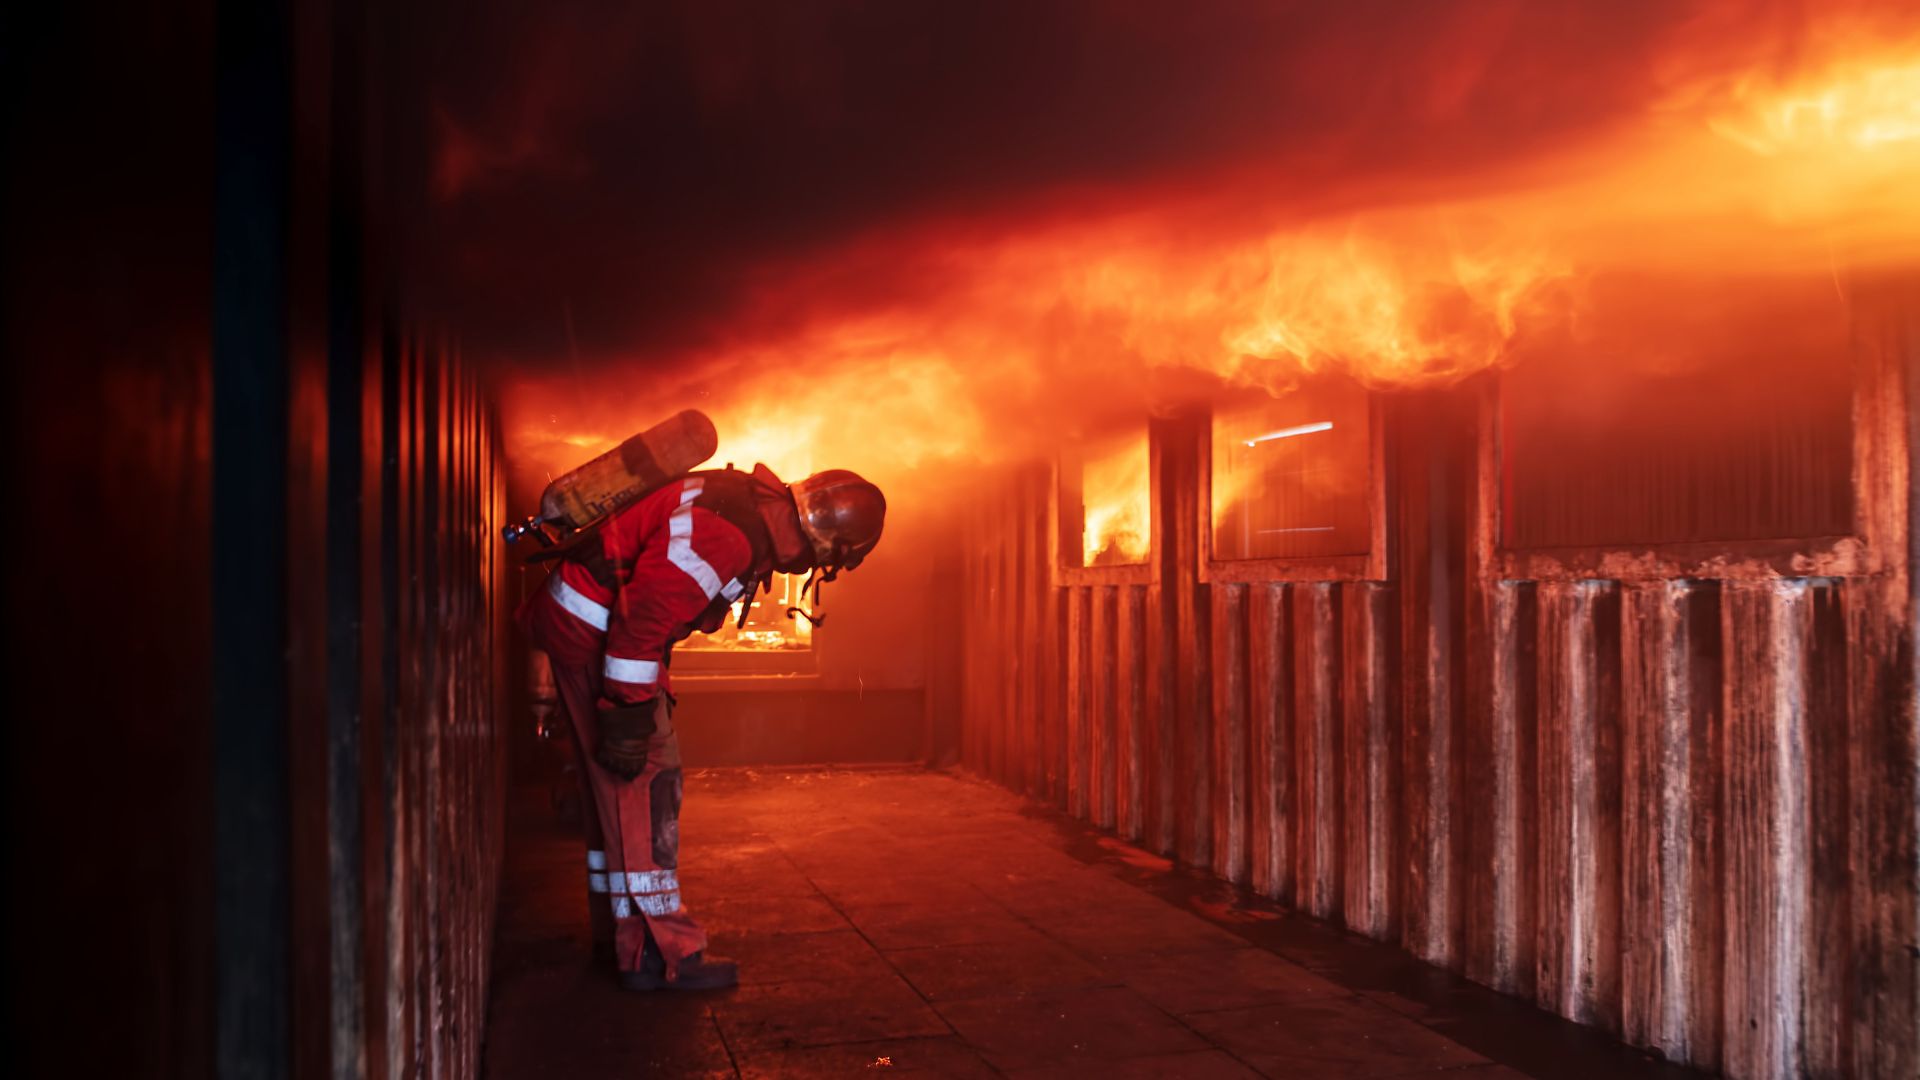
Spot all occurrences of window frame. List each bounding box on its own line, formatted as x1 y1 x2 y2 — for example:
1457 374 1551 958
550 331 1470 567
1052 427 1157 588
1480 323 1903 583
1198 390 1389 585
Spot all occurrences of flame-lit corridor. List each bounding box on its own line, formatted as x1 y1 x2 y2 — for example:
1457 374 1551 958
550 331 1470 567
8 2 1920 1078
484 769 1691 1078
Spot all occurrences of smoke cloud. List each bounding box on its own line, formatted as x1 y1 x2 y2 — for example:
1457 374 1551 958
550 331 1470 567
420 0 1920 493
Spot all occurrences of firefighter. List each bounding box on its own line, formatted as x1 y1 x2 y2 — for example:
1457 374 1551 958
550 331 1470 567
517 464 885 991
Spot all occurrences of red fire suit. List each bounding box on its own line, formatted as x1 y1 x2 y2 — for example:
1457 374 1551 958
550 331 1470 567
518 470 774 980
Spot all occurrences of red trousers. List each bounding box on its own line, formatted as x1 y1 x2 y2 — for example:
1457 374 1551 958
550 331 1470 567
552 662 709 977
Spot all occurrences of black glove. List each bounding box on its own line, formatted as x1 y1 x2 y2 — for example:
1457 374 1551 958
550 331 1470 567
591 691 675 776
595 698 666 781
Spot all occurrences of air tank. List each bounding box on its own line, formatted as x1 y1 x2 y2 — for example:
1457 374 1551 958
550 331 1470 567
503 408 719 546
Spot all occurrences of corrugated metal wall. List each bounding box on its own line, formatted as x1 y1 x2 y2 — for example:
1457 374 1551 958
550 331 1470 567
362 337 511 1080
5 2 511 1076
309 328 512 1080
955 311 1918 1079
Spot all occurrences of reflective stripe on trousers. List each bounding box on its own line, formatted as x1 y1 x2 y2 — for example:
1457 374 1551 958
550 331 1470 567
610 869 682 917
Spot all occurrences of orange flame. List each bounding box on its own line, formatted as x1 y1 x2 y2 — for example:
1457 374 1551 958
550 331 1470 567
506 11 1920 511
1080 430 1150 566
1713 61 1920 154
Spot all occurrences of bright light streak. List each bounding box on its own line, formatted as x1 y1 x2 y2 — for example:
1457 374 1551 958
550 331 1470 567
1245 420 1333 447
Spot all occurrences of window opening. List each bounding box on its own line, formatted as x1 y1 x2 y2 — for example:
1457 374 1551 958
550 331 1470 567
1210 381 1371 561
680 571 815 653
1060 425 1151 568
1500 273 1853 550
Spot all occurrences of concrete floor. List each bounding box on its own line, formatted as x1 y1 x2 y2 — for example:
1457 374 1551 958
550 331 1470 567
483 768 1696 1079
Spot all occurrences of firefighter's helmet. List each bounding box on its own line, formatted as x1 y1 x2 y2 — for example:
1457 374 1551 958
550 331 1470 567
790 469 886 573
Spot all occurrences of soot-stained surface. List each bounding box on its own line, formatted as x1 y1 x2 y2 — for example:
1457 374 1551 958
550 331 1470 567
483 768 1694 1078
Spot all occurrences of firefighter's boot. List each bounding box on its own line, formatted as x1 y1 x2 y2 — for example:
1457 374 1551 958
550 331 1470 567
619 942 739 992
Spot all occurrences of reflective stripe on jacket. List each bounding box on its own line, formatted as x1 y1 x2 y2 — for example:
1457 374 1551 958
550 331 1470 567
516 475 756 703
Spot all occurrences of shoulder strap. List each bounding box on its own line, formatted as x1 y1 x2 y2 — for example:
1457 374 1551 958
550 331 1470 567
683 468 782 632
688 468 775 585
552 468 777 609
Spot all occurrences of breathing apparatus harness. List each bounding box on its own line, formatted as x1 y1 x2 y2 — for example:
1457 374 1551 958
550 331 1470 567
682 466 836 632
559 464 835 634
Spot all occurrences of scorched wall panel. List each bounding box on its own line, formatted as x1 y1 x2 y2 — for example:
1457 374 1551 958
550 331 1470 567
955 320 1918 1079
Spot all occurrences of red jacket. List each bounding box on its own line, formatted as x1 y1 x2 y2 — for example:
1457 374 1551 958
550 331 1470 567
519 472 768 706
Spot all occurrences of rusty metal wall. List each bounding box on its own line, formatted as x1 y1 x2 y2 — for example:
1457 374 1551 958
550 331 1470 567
364 336 510 1080
955 311 1918 1078
5 2 510 1076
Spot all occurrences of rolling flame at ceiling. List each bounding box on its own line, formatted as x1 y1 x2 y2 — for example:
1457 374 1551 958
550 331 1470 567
463 1 1920 500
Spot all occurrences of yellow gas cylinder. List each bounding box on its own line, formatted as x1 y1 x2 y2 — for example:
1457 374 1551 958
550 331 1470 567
504 408 719 547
